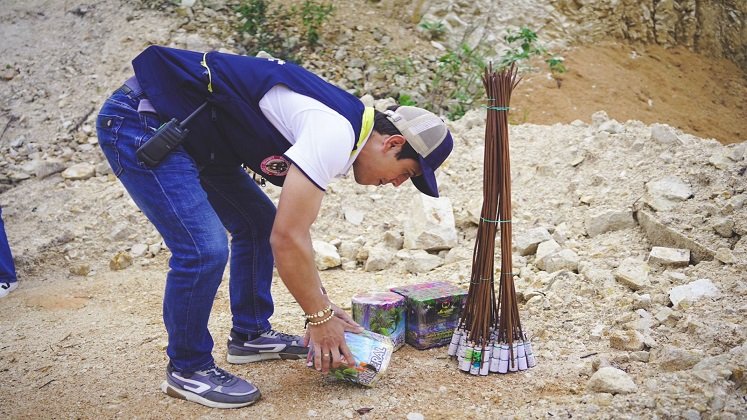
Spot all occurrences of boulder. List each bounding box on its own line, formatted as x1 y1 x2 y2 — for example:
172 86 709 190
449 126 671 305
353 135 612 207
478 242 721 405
650 123 681 144
613 258 650 291
61 163 96 180
648 246 690 267
609 329 646 351
398 249 443 273
364 245 394 272
403 195 458 251
514 227 552 256
643 176 692 211
653 345 703 371
312 240 341 271
669 279 719 308
585 209 635 237
587 367 637 394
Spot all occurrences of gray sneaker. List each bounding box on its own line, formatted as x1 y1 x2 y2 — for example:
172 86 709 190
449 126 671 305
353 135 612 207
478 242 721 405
161 363 261 409
227 329 308 364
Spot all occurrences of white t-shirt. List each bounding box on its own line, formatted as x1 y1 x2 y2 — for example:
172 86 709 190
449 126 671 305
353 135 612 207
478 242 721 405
259 84 365 191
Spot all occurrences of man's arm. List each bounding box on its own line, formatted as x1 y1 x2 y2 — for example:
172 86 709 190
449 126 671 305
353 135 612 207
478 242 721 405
271 164 360 372
271 164 327 315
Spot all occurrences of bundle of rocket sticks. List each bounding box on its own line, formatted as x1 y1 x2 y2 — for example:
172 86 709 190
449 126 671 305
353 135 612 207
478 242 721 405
447 63 537 375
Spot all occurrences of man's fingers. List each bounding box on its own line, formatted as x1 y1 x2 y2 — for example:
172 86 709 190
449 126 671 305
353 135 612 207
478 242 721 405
303 329 311 347
340 341 356 367
313 343 322 371
331 348 342 369
321 347 331 374
343 322 364 333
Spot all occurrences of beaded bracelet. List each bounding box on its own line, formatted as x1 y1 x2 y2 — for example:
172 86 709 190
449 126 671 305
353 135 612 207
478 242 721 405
305 310 335 327
304 304 332 320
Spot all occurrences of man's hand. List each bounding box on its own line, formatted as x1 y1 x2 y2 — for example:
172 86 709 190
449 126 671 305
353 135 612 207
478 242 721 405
305 315 362 374
304 303 364 372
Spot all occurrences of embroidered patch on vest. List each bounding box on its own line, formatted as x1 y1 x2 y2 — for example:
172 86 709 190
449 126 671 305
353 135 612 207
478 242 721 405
260 155 290 177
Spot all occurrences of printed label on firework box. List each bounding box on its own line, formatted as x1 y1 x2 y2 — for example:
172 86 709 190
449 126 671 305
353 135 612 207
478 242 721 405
352 292 405 351
308 330 393 387
390 281 467 349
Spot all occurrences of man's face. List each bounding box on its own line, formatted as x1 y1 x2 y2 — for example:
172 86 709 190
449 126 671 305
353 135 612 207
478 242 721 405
352 132 422 188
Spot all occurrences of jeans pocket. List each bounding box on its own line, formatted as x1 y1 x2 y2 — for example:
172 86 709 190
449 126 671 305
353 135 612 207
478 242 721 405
96 113 125 177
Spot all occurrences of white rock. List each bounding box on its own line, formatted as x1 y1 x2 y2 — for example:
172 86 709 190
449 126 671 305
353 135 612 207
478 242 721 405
587 367 637 394
643 176 692 211
537 248 580 273
535 239 561 262
609 329 645 351
338 241 361 260
708 153 731 169
650 123 681 144
514 227 552 256
585 209 635 237
598 120 623 134
33 159 66 179
312 240 341 270
444 246 471 264
407 413 425 420
613 258 650 291
654 345 702 371
400 249 443 273
382 231 403 250
648 246 690 267
590 111 609 127
669 279 719 308
130 243 148 258
61 162 96 180
714 247 735 264
403 195 458 251
343 206 365 225
711 217 734 238
364 245 394 272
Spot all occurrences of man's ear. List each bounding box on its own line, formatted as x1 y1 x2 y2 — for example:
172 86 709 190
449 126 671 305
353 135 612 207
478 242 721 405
383 134 407 150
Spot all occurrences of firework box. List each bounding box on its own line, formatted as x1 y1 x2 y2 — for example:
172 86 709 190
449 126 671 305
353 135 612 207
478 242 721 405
390 281 467 349
308 330 393 387
352 292 406 351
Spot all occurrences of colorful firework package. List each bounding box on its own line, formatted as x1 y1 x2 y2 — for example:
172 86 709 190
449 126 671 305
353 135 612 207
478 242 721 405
308 330 394 387
390 281 467 349
351 292 406 351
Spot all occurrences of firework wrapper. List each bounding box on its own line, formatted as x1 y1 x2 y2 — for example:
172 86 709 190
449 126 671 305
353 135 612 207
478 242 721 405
308 330 393 387
351 292 405 351
390 281 467 349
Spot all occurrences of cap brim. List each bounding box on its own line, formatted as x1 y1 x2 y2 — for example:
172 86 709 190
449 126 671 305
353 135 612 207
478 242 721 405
411 155 439 197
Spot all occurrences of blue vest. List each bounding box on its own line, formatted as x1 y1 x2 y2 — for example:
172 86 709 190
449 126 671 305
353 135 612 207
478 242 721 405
131 45 365 186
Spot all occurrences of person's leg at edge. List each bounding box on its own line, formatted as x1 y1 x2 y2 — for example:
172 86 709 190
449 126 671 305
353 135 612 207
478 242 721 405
95 91 259 408
0 206 18 298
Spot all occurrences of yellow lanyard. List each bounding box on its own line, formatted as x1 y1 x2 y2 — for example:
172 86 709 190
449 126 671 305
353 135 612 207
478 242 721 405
201 52 213 93
353 107 374 156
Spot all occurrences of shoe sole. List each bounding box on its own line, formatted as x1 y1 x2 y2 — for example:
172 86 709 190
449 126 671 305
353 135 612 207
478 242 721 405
227 352 306 364
161 381 260 409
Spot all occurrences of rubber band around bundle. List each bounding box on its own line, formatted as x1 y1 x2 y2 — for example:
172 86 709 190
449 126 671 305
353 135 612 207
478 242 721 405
470 277 493 284
480 217 512 224
484 106 511 111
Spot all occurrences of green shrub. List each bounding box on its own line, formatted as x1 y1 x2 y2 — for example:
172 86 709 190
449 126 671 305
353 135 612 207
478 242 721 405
235 0 333 60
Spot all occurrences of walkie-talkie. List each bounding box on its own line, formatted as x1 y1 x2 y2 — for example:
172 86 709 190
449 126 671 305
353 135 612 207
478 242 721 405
136 102 208 168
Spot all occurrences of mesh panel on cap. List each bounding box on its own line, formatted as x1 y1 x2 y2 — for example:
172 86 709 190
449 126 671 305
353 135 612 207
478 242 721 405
389 107 448 157
408 124 446 156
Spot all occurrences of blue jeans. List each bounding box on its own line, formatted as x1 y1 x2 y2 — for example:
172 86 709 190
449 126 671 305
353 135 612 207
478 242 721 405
96 87 276 372
0 207 17 283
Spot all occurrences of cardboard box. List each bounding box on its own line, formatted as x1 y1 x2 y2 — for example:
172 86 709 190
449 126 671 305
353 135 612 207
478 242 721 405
390 281 467 349
352 292 406 351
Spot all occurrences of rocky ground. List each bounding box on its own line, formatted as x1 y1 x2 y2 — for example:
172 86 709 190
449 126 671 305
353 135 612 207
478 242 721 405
0 0 745 419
